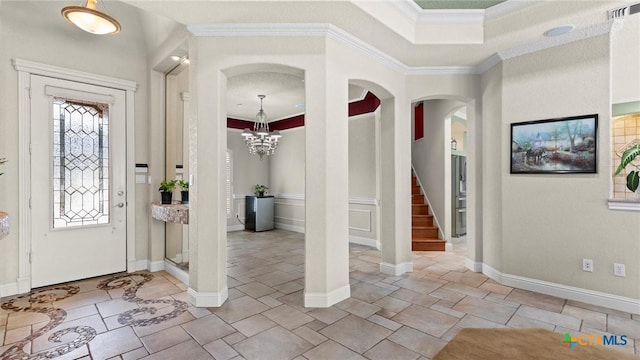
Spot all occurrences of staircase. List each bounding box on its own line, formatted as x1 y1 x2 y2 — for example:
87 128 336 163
412 176 446 251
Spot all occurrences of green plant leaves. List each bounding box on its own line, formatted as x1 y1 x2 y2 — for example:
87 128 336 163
627 170 639 192
159 179 177 192
614 143 640 176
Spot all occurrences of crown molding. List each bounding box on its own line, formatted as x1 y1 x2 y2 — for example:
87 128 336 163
187 23 331 37
406 66 478 75
416 9 484 24
484 0 538 22
187 23 477 75
476 53 502 74
391 0 421 22
186 18 621 78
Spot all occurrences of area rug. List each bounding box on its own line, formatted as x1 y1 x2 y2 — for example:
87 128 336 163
432 328 637 360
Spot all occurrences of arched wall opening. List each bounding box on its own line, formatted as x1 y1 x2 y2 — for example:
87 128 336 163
348 79 413 276
411 95 481 271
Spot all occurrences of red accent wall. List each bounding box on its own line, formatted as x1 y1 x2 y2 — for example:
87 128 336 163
414 102 424 140
226 92 381 131
227 118 254 130
270 114 305 131
348 92 381 117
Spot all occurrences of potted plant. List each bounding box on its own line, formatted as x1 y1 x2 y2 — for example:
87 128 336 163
159 179 176 204
254 184 268 197
177 180 189 204
614 143 640 193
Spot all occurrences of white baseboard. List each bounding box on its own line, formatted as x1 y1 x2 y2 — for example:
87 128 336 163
227 224 245 232
127 259 138 273
465 258 483 272
349 236 380 250
17 276 30 294
380 261 413 276
482 264 640 315
149 260 165 272
482 263 501 281
275 222 305 233
135 259 149 271
0 281 18 298
188 287 228 307
1 276 30 298
445 242 453 252
304 284 350 308
164 260 189 285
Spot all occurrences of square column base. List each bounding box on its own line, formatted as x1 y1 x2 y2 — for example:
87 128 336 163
380 262 413 276
304 284 350 308
188 287 228 307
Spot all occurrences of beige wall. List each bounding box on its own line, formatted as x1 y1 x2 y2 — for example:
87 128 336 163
480 63 503 270
612 15 640 104
270 128 305 196
0 1 150 286
227 129 270 228
497 34 640 299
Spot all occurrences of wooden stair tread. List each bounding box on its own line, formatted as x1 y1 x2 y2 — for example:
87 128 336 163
411 174 444 252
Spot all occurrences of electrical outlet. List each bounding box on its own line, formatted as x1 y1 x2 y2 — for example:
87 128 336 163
614 263 626 277
582 258 593 272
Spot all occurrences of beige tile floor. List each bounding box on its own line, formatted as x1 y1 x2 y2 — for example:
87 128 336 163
1 229 638 359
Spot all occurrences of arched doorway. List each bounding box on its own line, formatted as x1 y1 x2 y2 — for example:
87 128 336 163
410 96 481 271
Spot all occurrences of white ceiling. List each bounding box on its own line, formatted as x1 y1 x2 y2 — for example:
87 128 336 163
226 72 305 121
223 72 366 121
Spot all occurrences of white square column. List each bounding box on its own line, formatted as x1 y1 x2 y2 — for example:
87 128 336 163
379 98 413 276
187 42 229 307
303 71 351 307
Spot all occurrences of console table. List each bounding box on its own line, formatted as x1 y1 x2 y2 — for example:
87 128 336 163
0 211 9 240
151 203 189 224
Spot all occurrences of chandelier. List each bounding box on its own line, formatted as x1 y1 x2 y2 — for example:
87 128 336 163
241 95 282 160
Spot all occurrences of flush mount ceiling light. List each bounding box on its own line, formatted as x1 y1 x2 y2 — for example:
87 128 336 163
241 95 282 160
544 25 575 37
62 0 121 35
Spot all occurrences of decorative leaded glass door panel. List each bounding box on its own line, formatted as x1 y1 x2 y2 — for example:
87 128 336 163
30 75 126 288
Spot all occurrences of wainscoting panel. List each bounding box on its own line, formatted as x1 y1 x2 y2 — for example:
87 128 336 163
272 194 378 246
349 208 372 232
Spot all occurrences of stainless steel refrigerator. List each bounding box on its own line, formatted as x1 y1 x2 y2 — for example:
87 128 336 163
451 155 467 237
245 196 274 232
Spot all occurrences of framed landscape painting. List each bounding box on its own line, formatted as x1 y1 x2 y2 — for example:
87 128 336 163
510 114 598 174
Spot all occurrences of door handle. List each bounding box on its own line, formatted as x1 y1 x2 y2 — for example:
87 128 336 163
116 202 125 208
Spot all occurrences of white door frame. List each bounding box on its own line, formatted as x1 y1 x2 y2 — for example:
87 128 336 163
13 59 137 293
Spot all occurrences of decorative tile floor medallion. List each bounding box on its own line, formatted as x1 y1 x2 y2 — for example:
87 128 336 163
0 285 93 360
1 272 188 359
96 273 188 327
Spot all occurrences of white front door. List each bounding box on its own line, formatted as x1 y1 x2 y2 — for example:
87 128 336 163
30 75 127 288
